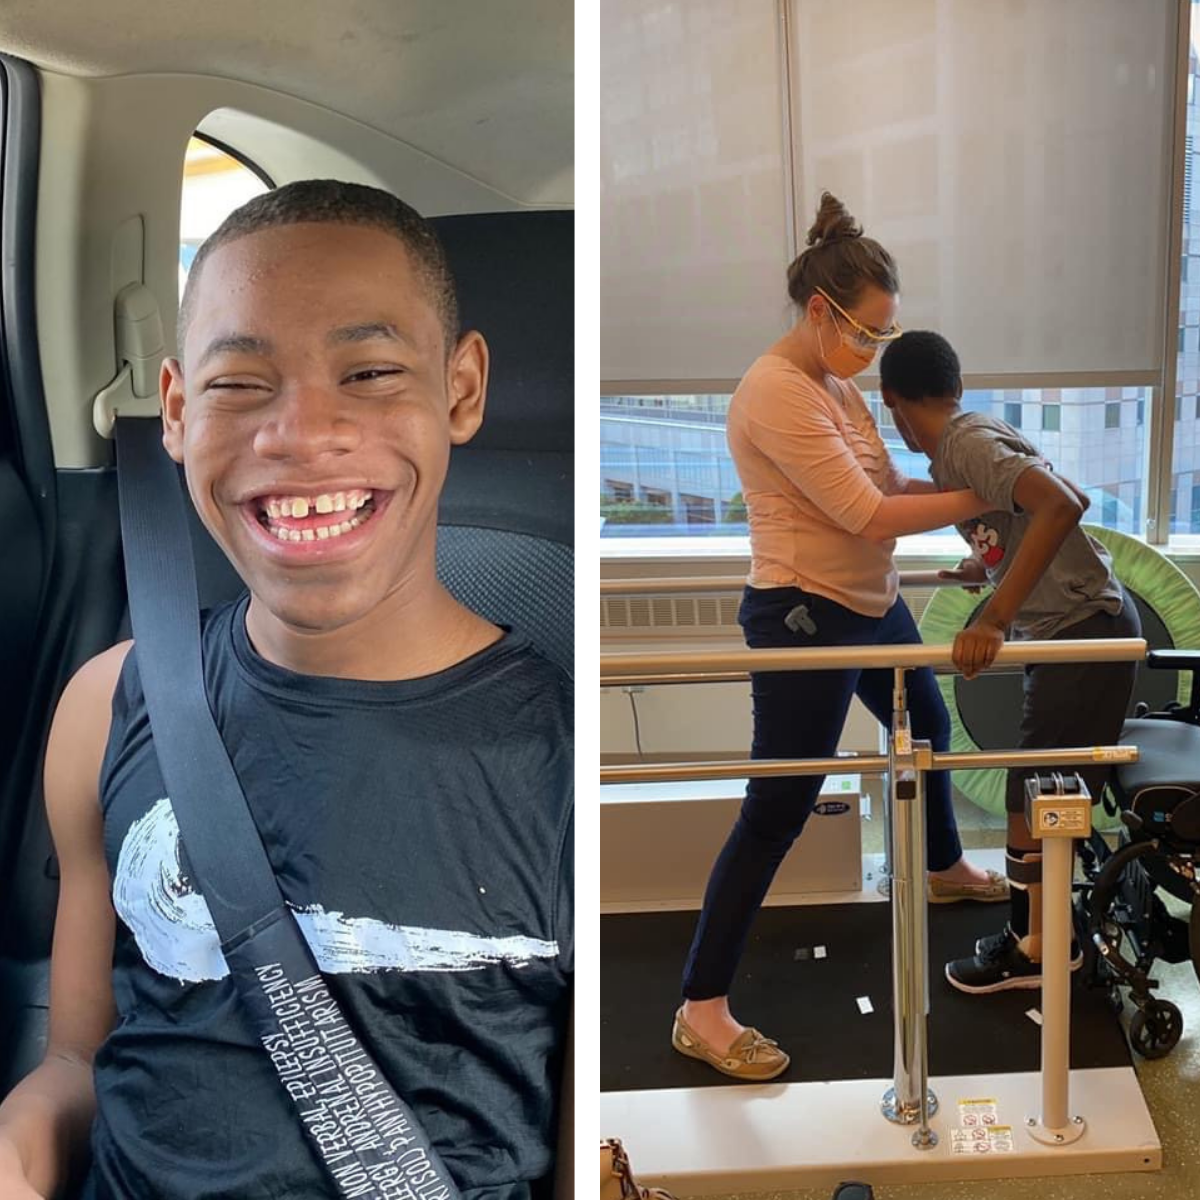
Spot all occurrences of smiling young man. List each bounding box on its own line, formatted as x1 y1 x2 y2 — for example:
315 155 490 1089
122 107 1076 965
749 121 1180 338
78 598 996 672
0 181 573 1200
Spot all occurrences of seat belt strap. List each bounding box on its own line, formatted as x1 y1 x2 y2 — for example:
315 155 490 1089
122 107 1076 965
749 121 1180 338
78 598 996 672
114 415 462 1200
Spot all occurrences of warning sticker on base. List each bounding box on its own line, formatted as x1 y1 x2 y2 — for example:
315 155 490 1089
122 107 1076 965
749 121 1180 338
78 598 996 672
957 1098 999 1127
950 1126 1015 1154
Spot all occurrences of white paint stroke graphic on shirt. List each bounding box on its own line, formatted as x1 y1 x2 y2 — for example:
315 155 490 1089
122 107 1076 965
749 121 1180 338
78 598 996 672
112 797 558 985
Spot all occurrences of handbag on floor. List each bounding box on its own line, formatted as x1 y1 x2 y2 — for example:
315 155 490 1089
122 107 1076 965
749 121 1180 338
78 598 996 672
600 1139 674 1200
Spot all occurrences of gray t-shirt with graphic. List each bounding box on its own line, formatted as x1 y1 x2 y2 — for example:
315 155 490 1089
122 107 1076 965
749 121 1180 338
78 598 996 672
930 412 1123 640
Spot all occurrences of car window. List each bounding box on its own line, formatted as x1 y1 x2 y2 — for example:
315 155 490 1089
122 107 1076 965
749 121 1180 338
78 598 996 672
179 136 271 297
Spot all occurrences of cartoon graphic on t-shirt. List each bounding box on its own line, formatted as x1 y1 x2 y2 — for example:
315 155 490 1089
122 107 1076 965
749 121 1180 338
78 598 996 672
968 522 1005 568
113 797 559 984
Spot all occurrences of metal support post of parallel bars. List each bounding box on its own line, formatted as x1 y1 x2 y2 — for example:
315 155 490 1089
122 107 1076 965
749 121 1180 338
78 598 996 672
1024 773 1093 1146
880 667 938 1145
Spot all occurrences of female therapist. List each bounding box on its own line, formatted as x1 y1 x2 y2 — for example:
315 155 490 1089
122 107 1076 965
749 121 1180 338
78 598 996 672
672 194 1007 1081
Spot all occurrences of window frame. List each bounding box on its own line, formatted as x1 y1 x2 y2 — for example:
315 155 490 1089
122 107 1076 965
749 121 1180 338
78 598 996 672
189 131 275 191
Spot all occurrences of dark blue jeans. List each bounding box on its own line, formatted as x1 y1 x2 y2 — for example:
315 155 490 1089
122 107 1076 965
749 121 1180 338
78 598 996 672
681 585 964 1000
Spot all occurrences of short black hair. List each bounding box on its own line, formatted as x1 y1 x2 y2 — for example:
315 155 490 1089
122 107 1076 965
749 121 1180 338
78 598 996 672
879 330 961 402
178 179 459 354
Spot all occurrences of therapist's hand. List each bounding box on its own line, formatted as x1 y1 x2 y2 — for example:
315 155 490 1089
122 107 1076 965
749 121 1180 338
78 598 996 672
954 615 1007 680
937 556 988 594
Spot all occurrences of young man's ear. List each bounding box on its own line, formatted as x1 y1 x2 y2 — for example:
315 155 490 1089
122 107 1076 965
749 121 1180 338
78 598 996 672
446 330 489 446
160 357 187 464
881 386 897 411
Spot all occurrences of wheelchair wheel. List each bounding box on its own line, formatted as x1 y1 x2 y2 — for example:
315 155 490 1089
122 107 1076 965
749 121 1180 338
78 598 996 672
1129 999 1183 1059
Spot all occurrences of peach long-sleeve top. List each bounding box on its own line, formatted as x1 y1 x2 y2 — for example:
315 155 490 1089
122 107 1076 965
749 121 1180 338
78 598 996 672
727 354 909 618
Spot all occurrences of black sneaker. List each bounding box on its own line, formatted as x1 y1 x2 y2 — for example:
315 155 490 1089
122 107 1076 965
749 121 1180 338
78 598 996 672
947 934 1083 994
975 925 1018 957
974 925 1084 968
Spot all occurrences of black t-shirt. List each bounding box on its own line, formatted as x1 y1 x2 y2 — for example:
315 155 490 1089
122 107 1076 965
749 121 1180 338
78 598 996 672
89 596 573 1200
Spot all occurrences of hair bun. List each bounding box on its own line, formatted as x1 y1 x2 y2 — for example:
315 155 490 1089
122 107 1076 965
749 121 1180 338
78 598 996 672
805 191 862 247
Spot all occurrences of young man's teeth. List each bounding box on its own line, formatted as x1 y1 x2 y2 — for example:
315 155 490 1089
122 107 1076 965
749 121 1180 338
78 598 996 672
268 511 365 542
266 489 371 517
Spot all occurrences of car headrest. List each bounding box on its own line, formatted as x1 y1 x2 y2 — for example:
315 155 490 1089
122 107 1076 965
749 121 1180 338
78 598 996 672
431 211 572 456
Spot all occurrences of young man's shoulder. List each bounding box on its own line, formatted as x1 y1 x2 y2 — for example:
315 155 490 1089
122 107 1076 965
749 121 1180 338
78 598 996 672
54 640 134 745
938 411 1042 474
944 410 1031 446
478 633 573 733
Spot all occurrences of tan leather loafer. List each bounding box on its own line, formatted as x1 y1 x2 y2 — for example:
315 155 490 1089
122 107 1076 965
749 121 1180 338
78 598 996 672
928 868 1010 904
670 1007 790 1081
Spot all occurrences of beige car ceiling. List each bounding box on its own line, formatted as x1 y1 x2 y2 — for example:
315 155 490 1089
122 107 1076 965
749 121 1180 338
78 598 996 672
0 0 572 206
0 0 573 470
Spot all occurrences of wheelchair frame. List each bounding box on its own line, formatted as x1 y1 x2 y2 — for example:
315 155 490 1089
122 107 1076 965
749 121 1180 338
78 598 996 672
1073 649 1200 1059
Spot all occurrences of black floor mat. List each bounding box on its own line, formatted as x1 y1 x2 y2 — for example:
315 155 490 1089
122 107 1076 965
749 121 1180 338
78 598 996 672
601 902 1131 1092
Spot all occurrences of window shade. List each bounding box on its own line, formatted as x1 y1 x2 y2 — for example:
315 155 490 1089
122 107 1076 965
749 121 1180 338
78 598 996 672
601 0 791 384
602 0 1177 385
790 0 1175 381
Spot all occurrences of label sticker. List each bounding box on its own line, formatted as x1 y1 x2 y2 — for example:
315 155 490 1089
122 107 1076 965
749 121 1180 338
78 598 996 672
1093 746 1132 762
986 1126 1014 1152
814 945 827 960
1037 808 1087 833
814 801 852 816
856 996 874 1015
950 1126 1013 1154
957 1099 999 1127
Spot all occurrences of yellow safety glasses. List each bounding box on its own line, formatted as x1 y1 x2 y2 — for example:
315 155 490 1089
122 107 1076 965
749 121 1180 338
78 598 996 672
814 286 902 351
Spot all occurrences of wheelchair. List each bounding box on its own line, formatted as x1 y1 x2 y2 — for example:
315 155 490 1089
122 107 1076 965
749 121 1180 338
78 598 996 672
1072 649 1200 1060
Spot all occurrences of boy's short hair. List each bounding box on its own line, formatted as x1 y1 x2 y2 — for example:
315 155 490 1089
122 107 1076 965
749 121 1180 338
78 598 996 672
879 330 961 401
178 178 459 352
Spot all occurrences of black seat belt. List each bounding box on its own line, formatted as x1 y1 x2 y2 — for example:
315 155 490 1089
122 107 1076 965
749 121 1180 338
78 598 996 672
114 415 462 1200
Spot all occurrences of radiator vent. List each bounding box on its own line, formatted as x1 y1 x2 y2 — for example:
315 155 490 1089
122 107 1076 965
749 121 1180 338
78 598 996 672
601 588 939 635
601 594 742 632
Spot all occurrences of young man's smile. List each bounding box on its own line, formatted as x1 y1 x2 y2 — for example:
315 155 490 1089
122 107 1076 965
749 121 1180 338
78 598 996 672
239 483 394 561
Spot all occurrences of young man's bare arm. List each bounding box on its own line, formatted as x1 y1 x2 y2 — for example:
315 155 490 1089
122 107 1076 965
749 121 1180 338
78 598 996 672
954 467 1086 678
0 641 130 1198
